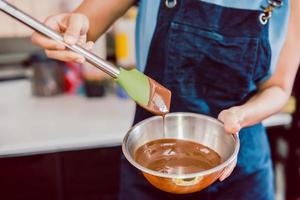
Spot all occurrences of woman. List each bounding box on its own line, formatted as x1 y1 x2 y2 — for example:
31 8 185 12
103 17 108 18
32 0 300 199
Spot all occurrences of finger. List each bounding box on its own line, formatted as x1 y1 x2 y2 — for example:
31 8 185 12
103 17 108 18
218 110 241 134
64 14 89 45
77 35 87 46
45 50 85 63
219 166 233 181
58 20 68 32
32 32 66 50
31 16 65 50
32 15 66 50
224 123 241 134
218 110 226 122
219 165 234 181
219 159 237 181
219 168 229 181
82 41 94 51
77 41 94 51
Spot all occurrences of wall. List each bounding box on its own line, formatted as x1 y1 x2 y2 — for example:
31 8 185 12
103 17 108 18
0 0 83 37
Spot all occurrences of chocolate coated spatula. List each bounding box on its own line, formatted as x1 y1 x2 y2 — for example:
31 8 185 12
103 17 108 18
0 0 171 115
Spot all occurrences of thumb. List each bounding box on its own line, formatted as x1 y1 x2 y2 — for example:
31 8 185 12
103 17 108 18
64 14 89 45
224 120 241 134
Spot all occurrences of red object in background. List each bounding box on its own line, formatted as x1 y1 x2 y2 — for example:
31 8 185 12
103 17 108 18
64 62 83 94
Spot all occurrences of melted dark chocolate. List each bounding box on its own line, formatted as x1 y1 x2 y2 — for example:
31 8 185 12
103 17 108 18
134 139 221 175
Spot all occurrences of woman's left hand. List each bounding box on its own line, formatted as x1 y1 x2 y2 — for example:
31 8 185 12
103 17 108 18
218 107 242 134
217 107 242 181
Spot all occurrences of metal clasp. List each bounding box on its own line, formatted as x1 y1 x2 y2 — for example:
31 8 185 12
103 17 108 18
267 0 283 8
259 12 272 25
165 0 177 8
259 0 283 25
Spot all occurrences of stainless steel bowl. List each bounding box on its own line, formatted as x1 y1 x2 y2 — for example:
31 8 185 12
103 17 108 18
122 112 240 194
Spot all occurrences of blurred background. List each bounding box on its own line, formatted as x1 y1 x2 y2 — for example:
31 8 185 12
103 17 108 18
0 1 299 200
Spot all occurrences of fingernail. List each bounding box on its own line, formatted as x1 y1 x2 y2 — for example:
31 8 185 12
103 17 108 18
75 58 85 64
64 35 76 44
89 43 94 50
56 44 65 50
220 174 227 181
87 45 93 51
88 41 94 47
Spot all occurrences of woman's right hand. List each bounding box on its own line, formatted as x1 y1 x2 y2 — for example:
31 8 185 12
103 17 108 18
31 13 94 64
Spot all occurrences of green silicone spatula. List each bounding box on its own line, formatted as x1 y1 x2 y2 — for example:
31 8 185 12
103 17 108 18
0 0 171 115
116 68 171 115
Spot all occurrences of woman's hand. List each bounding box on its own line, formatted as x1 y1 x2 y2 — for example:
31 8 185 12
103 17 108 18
31 0 136 63
214 0 300 183
217 107 241 181
218 107 242 134
31 13 94 63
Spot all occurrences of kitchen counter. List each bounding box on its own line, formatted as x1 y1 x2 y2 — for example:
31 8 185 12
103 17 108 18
0 80 135 157
0 80 292 157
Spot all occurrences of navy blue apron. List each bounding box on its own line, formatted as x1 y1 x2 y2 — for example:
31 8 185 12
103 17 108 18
119 0 274 199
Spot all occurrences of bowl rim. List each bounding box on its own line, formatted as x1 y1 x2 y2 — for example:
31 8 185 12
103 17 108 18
122 112 240 179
